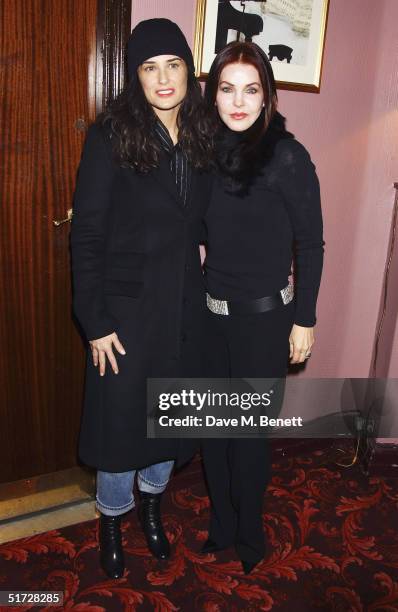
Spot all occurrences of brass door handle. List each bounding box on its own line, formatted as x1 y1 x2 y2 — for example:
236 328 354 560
53 208 73 226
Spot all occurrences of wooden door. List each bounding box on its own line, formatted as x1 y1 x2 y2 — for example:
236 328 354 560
0 0 130 487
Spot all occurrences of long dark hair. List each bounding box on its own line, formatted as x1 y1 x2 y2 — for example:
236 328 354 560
97 68 213 173
204 41 293 194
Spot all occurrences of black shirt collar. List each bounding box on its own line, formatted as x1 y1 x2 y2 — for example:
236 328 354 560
154 119 178 154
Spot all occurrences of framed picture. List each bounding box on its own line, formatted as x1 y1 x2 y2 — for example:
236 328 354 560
193 0 330 92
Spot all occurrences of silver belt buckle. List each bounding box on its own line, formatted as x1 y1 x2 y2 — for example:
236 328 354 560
206 282 294 315
280 282 294 305
206 293 229 315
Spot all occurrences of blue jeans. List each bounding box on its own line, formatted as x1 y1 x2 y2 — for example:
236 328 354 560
96 460 174 516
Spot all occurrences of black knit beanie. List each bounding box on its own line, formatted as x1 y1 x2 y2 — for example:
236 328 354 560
127 18 195 82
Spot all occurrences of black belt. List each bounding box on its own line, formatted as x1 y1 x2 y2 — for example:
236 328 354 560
206 284 294 316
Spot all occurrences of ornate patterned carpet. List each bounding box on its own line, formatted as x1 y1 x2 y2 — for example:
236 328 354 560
1 440 398 611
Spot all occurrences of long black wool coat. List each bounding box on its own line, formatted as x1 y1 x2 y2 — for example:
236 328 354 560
70 122 211 472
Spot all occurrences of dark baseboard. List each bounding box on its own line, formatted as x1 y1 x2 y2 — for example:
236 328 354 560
271 438 398 478
272 437 330 457
367 442 398 478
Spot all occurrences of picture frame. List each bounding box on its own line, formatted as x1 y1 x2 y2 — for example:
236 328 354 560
193 0 330 92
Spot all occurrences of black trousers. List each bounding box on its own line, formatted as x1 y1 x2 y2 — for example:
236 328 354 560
201 299 295 563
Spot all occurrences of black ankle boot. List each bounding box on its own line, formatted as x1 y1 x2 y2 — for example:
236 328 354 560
98 512 125 579
200 538 231 554
138 491 170 560
241 558 262 574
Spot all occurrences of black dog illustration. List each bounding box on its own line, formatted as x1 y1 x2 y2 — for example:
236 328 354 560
215 0 264 53
268 44 293 63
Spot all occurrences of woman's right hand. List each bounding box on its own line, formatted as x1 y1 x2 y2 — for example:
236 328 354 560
89 332 126 376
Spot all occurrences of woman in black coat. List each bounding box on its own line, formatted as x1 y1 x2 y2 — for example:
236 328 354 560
200 42 325 575
70 19 212 579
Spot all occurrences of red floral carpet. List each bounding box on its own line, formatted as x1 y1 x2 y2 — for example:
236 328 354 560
1 440 398 612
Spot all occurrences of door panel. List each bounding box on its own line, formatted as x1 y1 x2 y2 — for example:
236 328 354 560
0 0 98 482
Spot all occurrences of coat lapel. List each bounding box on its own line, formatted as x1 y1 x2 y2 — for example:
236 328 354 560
184 166 197 211
151 153 199 214
152 154 185 211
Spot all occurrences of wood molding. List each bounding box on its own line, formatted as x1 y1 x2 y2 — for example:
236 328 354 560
95 0 132 114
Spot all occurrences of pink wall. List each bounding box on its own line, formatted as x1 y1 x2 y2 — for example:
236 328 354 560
131 1 195 42
278 0 398 381
131 1 398 383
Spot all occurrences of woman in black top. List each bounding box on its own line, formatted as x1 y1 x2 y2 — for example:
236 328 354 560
70 19 212 579
200 42 324 574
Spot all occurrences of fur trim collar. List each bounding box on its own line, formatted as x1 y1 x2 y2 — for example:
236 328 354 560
215 110 294 195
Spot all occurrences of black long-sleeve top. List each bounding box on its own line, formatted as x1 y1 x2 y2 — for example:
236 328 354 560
203 125 325 327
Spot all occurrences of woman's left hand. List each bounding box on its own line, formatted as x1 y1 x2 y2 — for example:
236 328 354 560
289 324 314 364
